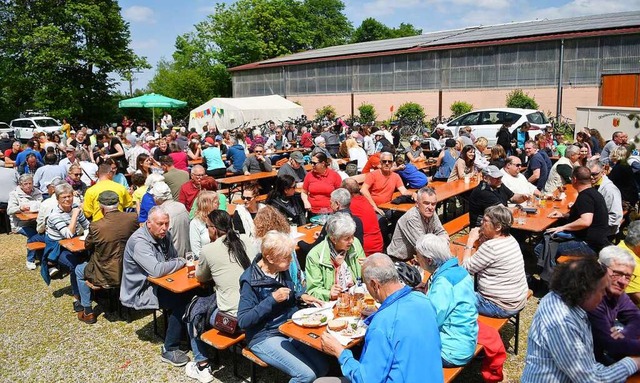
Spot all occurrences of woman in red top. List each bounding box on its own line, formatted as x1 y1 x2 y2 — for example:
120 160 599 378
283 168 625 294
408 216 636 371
300 127 313 148
301 152 342 214
168 142 188 171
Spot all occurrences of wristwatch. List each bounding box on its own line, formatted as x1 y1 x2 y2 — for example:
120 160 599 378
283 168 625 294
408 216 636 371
464 245 474 250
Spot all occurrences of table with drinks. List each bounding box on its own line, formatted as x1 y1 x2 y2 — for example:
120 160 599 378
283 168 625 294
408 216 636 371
147 252 201 294
510 185 577 233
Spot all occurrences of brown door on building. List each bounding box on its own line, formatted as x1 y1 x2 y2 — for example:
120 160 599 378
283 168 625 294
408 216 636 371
601 74 640 107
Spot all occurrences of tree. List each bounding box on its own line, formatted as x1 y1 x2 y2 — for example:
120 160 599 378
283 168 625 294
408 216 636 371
450 101 473 117
0 0 149 124
351 18 422 43
506 89 539 110
302 0 353 49
395 102 426 123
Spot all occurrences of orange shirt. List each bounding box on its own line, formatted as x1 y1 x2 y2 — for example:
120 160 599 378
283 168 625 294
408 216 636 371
364 170 403 205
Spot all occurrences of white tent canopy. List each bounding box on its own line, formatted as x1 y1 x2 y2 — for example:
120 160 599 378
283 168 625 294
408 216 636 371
188 95 303 133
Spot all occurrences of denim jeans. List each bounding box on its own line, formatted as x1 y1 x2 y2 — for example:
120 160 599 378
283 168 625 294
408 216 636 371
251 335 329 383
75 262 91 308
58 250 81 297
18 227 40 262
475 293 520 319
534 239 597 260
187 310 216 362
157 288 192 351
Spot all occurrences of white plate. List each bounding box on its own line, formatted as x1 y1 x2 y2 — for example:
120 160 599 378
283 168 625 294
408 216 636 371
326 316 367 339
292 308 334 328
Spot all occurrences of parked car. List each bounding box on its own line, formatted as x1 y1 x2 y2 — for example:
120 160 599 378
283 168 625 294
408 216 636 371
0 122 13 137
436 108 551 146
10 116 62 141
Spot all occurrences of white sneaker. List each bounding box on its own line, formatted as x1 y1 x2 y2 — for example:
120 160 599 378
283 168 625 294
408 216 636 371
26 261 37 270
185 361 214 383
48 267 60 278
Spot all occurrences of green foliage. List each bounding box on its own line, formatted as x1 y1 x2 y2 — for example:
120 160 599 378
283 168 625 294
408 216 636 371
395 102 426 123
315 105 337 120
506 89 539 110
0 0 148 124
351 18 422 43
450 101 473 117
357 103 377 124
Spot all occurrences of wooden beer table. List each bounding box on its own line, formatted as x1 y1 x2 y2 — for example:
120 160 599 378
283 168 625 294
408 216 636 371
59 237 86 252
279 308 363 352
16 212 38 221
148 267 202 294
377 179 479 213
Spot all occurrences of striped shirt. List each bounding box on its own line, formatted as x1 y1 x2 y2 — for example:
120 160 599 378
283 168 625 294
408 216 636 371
522 292 638 383
46 204 90 241
462 235 528 312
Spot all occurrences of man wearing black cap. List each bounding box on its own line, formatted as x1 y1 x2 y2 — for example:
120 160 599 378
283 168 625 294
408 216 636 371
74 190 139 324
469 165 529 228
277 151 307 188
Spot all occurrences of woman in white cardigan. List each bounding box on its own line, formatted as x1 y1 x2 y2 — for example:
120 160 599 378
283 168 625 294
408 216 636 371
188 190 219 259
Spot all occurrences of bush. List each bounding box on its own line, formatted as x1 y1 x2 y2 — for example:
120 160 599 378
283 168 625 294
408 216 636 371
395 102 425 123
506 89 539 110
357 103 377 124
450 101 473 117
315 105 337 120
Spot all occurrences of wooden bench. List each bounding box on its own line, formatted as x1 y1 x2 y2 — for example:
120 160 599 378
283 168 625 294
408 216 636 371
443 344 484 382
201 329 246 376
26 241 45 251
242 347 268 382
443 213 470 235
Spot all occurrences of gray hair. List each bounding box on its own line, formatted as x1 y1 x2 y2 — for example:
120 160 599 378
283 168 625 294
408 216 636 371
261 230 294 259
330 188 351 209
325 213 356 241
314 136 325 145
625 221 640 247
484 205 513 235
18 174 33 185
148 205 169 220
416 186 436 200
565 144 580 158
599 245 636 268
191 164 205 174
587 160 603 172
363 253 399 285
415 234 453 268
54 183 73 198
380 152 393 161
145 173 165 189
611 146 628 163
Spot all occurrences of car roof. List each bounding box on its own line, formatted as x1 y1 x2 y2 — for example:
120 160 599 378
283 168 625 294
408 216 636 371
465 108 541 114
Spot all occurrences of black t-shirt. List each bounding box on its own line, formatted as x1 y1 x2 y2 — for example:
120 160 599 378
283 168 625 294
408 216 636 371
469 181 515 227
569 187 610 251
70 137 90 149
153 147 171 161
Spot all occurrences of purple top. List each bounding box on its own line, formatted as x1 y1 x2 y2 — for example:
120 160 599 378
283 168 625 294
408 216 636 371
587 292 640 364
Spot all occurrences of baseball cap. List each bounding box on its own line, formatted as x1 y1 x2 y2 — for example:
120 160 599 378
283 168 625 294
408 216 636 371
65 145 76 152
373 131 385 137
149 182 172 199
205 137 215 145
482 165 503 178
97 190 119 206
410 135 420 143
215 135 223 141
290 151 304 164
145 135 155 142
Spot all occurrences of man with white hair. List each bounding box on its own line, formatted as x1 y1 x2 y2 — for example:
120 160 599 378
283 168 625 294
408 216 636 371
589 160 623 236
120 206 190 367
311 136 332 158
587 246 640 364
318 253 444 382
150 181 190 257
544 145 580 193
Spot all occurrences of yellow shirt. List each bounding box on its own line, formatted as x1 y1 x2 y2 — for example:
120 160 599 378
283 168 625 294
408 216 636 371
618 241 640 294
61 123 71 137
132 185 147 205
83 179 133 221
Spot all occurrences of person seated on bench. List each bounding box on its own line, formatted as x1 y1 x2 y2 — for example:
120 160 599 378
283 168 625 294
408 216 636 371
266 175 306 226
462 205 528 318
75 191 138 324
522 258 640 382
361 152 415 216
233 183 263 235
7 173 43 270
416 234 478 368
619 221 640 307
238 231 328 383
317 253 444 383
587 246 640 365
341 179 383 257
277 151 307 188
185 210 257 383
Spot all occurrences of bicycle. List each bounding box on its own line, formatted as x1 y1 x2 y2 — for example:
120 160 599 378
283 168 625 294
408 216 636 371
549 115 574 139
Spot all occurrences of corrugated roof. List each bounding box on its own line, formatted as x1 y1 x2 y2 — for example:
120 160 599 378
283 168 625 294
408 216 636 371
235 11 640 69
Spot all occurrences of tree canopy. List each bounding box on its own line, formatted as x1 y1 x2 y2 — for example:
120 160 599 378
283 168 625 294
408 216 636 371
351 18 422 43
0 0 148 124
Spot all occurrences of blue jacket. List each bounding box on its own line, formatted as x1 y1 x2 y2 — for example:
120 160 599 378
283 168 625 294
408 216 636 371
237 255 302 347
338 286 444 383
16 148 43 168
227 144 247 171
396 163 428 189
426 258 478 366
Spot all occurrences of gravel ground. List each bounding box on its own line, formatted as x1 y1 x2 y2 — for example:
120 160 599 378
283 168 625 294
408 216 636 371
0 231 533 382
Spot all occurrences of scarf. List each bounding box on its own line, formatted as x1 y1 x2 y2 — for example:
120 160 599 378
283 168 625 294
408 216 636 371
328 240 353 291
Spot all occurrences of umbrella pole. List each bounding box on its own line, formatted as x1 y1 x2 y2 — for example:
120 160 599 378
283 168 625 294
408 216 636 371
153 108 155 130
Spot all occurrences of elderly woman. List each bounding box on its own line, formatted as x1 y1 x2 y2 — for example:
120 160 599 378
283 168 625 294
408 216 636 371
608 146 639 208
266 175 307 226
416 234 478 367
462 204 528 318
238 231 328 383
185 210 257 381
305 213 365 301
188 190 220 259
311 136 332 158
43 183 90 312
7 174 44 269
301 152 342 215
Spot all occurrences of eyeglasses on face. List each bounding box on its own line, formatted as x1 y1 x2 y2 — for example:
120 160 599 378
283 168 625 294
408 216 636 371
192 173 204 178
311 161 321 166
71 173 82 176
254 150 263 154
512 163 522 167
608 267 635 282
241 195 254 201
590 172 601 178
381 160 393 164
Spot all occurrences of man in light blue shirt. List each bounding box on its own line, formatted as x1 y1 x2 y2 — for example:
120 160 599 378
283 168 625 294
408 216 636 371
33 152 66 195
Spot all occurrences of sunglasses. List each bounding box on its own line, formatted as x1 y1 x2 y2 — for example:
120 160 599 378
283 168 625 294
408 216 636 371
254 151 263 154
71 173 82 176
590 172 601 177
381 160 393 164
513 164 523 167
241 195 254 201
311 161 320 165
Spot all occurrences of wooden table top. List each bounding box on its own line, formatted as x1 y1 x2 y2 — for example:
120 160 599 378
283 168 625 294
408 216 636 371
16 212 38 221
59 237 86 252
377 179 479 213
296 224 323 245
279 318 362 352
148 267 202 294
217 170 278 185
627 373 640 383
509 186 578 233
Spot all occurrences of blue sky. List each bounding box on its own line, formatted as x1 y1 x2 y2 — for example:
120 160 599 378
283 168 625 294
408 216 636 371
117 0 640 92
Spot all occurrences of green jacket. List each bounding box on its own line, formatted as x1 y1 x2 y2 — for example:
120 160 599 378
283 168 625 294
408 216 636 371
305 238 365 301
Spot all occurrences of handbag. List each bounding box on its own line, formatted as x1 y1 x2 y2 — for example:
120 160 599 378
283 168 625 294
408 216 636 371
213 310 239 335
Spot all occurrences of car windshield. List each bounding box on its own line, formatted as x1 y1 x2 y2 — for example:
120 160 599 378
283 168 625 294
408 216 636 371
34 118 60 128
527 112 549 124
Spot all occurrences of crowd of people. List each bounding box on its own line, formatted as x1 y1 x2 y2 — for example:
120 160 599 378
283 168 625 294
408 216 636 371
2 113 640 383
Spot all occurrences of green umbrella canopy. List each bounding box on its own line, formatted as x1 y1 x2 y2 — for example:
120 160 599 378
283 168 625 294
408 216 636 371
118 93 187 108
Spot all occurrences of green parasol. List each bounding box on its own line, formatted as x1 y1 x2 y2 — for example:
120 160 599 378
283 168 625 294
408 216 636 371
118 93 187 127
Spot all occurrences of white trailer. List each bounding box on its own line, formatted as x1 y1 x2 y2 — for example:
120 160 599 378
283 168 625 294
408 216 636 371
575 106 640 141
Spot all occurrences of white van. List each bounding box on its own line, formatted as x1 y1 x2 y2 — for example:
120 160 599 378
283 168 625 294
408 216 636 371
436 108 551 146
10 117 62 141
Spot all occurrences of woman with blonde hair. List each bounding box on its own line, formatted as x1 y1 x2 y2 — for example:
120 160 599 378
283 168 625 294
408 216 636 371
345 137 367 172
489 144 507 169
189 190 220 259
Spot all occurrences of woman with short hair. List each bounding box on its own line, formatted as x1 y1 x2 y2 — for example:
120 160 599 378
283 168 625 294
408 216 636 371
7 173 44 269
189 190 220 259
305 213 365 301
301 152 342 214
168 141 188 171
238 231 328 383
462 204 528 318
416 234 478 367
405 135 426 163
